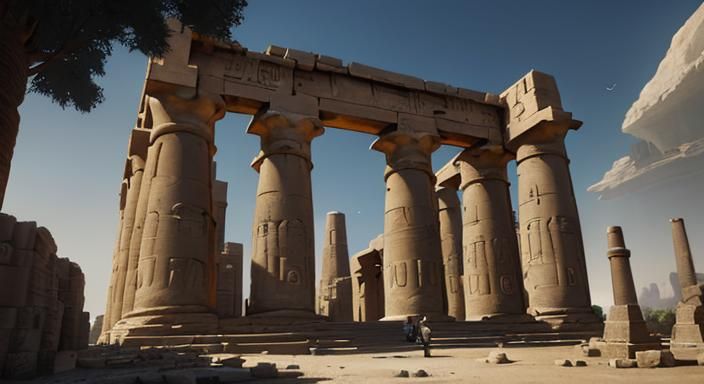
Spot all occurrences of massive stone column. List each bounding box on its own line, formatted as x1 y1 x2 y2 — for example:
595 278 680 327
436 186 465 321
247 110 323 317
112 90 225 337
600 226 659 358
457 146 527 320
513 122 600 327
106 130 149 333
670 218 704 354
318 212 353 322
372 130 448 321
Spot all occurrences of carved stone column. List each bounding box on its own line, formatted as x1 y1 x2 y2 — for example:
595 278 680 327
670 218 704 355
106 129 149 334
513 123 600 327
436 186 465 321
372 131 448 321
600 226 660 358
319 212 353 322
247 111 323 317
112 90 225 337
457 146 527 320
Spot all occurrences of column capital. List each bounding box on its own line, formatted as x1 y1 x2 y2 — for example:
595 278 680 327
247 110 324 171
146 90 225 146
456 145 513 190
371 131 440 179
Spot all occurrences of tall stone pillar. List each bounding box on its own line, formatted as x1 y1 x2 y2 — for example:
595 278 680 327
600 226 659 358
513 122 600 327
670 218 704 354
112 90 225 337
372 131 448 321
212 179 228 253
436 186 465 321
247 110 323 317
216 242 243 318
319 212 353 322
457 146 527 320
106 130 149 333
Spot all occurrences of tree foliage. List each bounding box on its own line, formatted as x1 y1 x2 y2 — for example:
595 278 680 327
642 307 676 336
2 0 247 112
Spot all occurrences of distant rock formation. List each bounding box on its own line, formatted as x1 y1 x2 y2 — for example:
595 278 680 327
590 4 704 199
638 271 704 309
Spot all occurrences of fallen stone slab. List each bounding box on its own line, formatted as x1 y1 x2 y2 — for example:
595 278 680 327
636 350 676 368
286 364 300 370
250 362 278 378
574 360 587 367
609 358 637 368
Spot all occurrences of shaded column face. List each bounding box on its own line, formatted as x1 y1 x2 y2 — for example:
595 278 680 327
247 111 323 316
436 187 465 321
515 129 594 318
372 131 447 321
606 226 638 306
131 91 225 313
458 147 526 320
319 212 353 321
671 218 699 292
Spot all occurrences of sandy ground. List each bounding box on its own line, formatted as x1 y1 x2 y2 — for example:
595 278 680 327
243 345 704 384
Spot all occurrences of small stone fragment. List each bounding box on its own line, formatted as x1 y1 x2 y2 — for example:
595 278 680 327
574 360 587 367
413 369 429 377
697 352 704 366
394 370 410 378
286 364 300 370
251 362 278 378
485 351 510 364
554 359 572 367
582 347 600 357
609 358 637 368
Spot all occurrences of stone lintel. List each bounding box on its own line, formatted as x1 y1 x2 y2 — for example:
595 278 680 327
146 20 198 92
435 154 461 190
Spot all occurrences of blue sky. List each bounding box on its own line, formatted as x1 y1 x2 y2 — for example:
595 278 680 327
6 0 703 318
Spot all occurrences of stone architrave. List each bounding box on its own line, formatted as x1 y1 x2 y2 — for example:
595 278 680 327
600 226 660 358
318 212 353 322
216 242 243 318
372 130 449 321
111 89 225 338
107 131 149 333
511 124 600 327
670 218 704 355
247 105 323 317
457 146 528 321
436 186 465 321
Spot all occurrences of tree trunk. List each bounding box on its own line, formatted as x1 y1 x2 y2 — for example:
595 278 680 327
0 20 28 210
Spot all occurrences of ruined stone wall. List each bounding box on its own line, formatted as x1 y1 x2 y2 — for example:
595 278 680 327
0 213 89 379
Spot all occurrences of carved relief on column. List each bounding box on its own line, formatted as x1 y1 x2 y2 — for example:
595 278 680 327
457 146 527 320
123 89 225 324
436 186 465 321
512 122 599 326
247 110 323 316
372 130 448 321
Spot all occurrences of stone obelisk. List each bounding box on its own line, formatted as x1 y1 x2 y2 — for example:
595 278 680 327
670 218 704 356
318 212 353 321
600 226 660 358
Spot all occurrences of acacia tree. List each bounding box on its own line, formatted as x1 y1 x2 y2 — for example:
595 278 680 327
0 0 247 209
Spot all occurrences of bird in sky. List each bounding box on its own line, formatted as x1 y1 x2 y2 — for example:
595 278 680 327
606 83 617 91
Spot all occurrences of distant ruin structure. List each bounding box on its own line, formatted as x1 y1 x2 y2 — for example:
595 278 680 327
318 212 353 322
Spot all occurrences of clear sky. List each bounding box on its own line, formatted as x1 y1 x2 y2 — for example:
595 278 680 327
6 0 704 319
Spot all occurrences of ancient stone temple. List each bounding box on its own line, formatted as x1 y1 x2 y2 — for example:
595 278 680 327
669 218 704 358
100 20 601 345
0 213 89 379
318 212 353 321
599 226 660 358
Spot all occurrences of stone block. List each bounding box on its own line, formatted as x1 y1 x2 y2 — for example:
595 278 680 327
636 350 676 368
697 352 704 366
347 62 425 90
457 87 486 103
316 55 346 74
3 351 38 379
266 45 287 58
53 350 76 373
413 369 429 377
394 369 409 378
284 48 316 71
582 346 600 357
573 360 587 367
0 213 17 242
485 351 510 364
269 93 319 117
250 362 278 378
609 358 637 368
